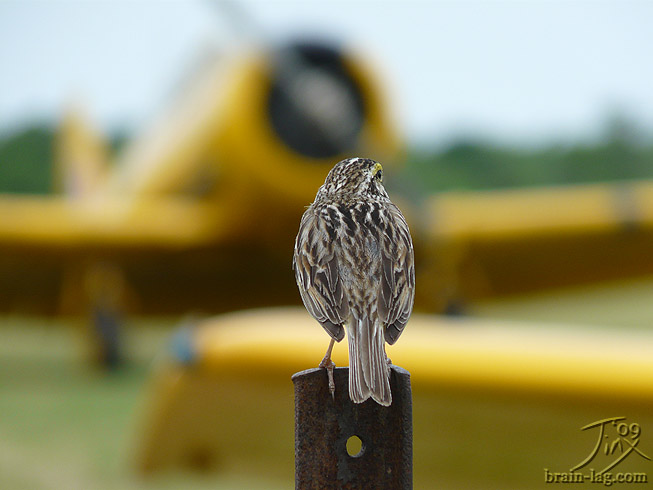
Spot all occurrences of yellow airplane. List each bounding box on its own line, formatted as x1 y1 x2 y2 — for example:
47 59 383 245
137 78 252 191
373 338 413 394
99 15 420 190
2 34 652 318
0 39 400 318
135 307 653 487
3 23 653 489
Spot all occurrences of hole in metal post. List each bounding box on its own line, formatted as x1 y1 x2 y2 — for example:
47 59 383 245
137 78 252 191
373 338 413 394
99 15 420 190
346 435 364 458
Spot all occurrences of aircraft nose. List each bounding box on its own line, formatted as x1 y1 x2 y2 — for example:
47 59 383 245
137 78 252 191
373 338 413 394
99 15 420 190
266 41 366 160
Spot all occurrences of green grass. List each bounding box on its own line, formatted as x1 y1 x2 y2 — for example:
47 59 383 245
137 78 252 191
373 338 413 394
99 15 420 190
472 276 653 330
0 318 286 490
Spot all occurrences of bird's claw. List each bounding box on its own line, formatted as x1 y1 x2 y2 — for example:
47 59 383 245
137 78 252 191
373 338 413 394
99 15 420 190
319 357 336 399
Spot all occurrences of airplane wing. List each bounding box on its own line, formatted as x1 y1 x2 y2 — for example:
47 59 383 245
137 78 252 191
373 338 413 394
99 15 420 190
0 194 224 249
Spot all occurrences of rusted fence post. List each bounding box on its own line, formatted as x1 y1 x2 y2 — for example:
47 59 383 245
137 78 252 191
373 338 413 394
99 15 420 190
293 365 412 489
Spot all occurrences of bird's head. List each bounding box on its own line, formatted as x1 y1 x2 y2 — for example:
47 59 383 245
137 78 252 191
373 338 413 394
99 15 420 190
318 157 389 200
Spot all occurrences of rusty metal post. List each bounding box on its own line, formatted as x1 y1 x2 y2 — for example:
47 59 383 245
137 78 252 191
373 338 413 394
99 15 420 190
293 365 412 489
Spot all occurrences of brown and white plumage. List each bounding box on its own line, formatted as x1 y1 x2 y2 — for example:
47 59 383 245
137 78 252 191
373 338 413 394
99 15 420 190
293 157 415 406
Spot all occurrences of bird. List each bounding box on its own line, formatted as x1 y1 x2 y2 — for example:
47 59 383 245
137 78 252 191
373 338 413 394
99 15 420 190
293 157 415 406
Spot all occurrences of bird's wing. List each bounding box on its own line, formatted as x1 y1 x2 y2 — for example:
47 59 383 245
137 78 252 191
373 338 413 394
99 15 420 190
293 209 348 341
378 204 415 345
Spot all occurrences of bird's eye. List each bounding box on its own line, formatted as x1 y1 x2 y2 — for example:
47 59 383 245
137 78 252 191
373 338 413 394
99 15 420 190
372 162 383 182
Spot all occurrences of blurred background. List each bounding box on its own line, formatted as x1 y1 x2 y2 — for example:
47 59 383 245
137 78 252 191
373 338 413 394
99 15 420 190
1 1 652 489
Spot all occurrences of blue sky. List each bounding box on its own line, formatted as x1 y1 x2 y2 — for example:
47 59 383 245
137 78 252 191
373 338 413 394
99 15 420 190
1 0 652 146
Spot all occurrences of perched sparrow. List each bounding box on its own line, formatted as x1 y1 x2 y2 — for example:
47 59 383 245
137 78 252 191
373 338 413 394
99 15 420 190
293 157 415 406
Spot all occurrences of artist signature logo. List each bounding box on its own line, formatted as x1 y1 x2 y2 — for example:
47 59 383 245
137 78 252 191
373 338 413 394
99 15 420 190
572 417 651 474
545 417 651 485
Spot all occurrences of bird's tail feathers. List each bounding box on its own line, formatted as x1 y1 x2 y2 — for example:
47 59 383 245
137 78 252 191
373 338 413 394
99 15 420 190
348 316 391 406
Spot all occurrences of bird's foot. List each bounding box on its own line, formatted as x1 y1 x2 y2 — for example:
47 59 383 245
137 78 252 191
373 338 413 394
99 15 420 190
318 356 336 399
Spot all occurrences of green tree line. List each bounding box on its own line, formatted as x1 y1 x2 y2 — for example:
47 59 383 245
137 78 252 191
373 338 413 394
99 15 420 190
0 122 652 195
